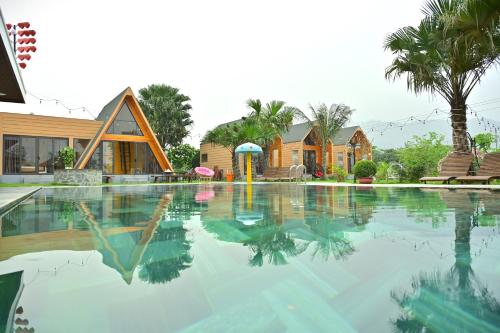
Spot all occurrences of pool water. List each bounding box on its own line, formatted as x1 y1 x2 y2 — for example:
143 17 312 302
0 184 499 332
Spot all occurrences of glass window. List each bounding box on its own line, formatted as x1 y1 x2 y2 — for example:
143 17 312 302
38 138 53 174
201 153 208 163
106 103 143 136
83 141 162 174
102 142 114 175
143 143 161 174
86 143 103 170
20 137 36 174
53 138 69 170
337 152 344 167
3 136 68 174
74 139 90 162
3 136 21 174
292 150 299 165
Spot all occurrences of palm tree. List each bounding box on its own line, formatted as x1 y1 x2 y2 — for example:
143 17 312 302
384 0 500 152
203 118 260 179
391 191 500 332
246 99 298 169
297 103 353 179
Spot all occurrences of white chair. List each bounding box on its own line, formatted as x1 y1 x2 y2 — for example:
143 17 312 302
296 164 312 182
289 165 298 182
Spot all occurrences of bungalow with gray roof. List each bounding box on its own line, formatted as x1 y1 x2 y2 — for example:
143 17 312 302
200 122 372 176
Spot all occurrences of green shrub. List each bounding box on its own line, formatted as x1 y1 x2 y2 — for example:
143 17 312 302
399 132 450 181
376 162 389 180
166 144 199 171
57 147 75 168
331 165 347 182
353 160 377 178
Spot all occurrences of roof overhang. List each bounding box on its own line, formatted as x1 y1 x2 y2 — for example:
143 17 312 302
0 9 26 104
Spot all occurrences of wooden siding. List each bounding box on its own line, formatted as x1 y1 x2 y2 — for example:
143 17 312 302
200 143 233 173
282 142 303 166
0 112 101 138
0 112 101 175
200 143 245 175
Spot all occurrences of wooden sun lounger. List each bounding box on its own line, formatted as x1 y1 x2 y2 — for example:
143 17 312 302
261 167 291 181
420 152 474 184
455 152 500 185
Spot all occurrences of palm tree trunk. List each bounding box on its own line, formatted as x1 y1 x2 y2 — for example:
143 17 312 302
231 150 241 180
321 143 327 180
450 102 469 152
262 144 270 170
454 211 472 289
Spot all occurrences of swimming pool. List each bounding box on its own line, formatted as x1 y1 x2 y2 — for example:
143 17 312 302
0 184 499 332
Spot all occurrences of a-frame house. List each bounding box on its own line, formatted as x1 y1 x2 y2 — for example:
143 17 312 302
74 87 173 174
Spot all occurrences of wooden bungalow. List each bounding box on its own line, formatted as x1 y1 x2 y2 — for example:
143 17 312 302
200 122 372 176
0 88 173 183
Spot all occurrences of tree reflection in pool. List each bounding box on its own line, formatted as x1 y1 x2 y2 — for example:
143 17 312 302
0 184 499 332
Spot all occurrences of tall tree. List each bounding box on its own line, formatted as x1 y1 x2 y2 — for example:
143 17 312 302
297 103 353 179
384 0 500 152
246 99 298 169
203 118 260 179
138 84 193 148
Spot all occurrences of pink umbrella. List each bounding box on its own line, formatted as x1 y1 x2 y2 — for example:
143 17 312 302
195 166 215 177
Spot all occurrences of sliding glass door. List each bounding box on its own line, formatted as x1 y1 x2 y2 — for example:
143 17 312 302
2 135 68 174
85 141 162 174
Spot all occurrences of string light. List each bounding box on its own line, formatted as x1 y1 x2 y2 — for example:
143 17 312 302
367 105 499 145
27 92 96 119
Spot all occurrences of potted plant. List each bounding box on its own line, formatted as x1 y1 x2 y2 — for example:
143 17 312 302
353 160 377 184
58 147 76 169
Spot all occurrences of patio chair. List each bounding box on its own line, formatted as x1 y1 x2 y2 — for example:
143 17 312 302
289 165 298 182
419 152 474 184
296 164 311 182
455 152 500 185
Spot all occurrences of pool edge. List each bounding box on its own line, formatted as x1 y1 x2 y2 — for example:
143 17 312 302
0 187 41 216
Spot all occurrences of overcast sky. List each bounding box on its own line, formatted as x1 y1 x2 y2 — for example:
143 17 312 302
1 0 499 146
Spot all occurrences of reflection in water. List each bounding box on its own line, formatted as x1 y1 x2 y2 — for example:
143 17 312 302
0 185 499 332
201 185 367 266
391 190 500 332
139 219 193 284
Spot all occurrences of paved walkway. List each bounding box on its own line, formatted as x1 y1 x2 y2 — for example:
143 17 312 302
0 187 40 214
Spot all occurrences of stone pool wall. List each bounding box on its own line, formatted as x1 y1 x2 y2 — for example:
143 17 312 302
54 169 102 186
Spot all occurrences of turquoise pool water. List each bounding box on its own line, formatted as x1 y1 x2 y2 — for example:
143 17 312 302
0 184 499 332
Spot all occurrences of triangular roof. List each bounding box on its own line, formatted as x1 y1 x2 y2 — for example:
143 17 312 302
78 195 171 284
282 123 362 145
282 122 311 143
331 126 361 145
74 87 173 171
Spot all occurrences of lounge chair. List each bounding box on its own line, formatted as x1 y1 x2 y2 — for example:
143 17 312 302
261 167 291 181
420 152 474 184
455 152 500 185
